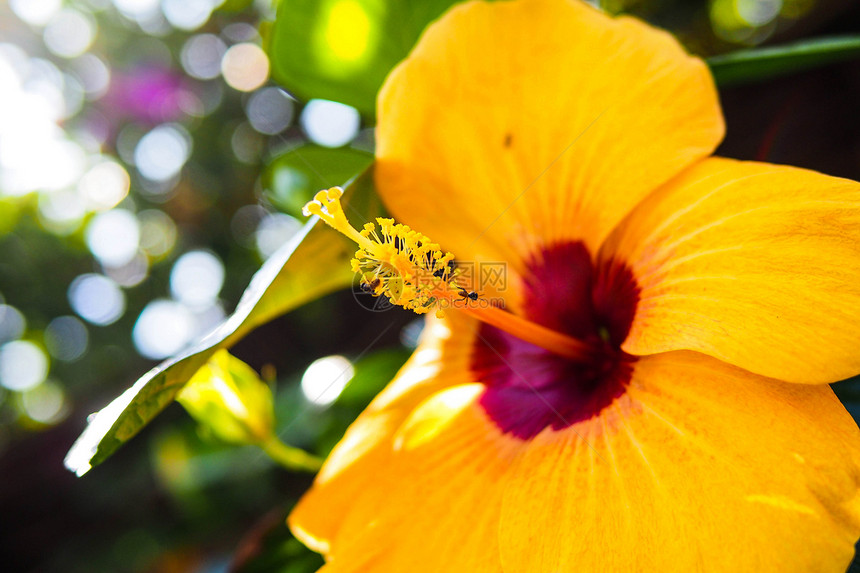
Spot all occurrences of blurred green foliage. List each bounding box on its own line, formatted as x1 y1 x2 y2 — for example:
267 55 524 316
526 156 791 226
268 0 472 117
1 0 859 571
262 144 373 218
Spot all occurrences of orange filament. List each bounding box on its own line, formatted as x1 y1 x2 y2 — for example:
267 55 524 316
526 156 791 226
459 304 595 362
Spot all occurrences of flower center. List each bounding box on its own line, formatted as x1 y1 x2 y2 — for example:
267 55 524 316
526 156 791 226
304 189 639 438
471 242 640 440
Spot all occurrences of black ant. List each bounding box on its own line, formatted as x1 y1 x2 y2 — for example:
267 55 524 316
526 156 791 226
458 288 478 301
360 278 381 294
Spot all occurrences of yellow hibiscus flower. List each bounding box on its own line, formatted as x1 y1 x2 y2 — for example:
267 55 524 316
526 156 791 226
291 0 860 570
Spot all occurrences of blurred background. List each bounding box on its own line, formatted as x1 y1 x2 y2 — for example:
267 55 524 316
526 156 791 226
0 0 858 571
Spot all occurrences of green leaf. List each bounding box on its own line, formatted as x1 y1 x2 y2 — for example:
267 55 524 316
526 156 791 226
65 169 384 476
707 36 860 87
267 0 466 117
262 144 373 218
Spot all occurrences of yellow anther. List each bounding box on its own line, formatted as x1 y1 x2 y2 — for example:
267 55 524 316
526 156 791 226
303 188 468 316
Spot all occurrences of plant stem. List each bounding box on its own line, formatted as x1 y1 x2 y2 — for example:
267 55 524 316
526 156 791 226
261 436 323 473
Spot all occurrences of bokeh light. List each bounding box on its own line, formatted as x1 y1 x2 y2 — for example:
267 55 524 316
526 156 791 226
61 72 85 119
0 305 26 344
44 316 89 362
106 253 150 288
161 0 216 31
116 124 145 165
710 0 785 43
400 318 425 349
221 43 269 92
68 273 126 326
78 159 131 210
9 0 63 27
85 209 141 268
0 341 49 392
112 0 160 21
70 54 111 100
230 122 264 164
133 299 194 360
21 380 68 424
246 87 294 135
255 212 302 259
738 0 783 26
169 250 225 309
133 124 192 182
222 22 260 43
300 99 360 148
38 188 87 234
43 9 97 59
0 44 89 197
301 355 354 406
190 302 226 338
230 204 267 246
138 209 178 258
180 34 227 80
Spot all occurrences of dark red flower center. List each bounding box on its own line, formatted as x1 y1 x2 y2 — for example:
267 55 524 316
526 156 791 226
470 242 639 440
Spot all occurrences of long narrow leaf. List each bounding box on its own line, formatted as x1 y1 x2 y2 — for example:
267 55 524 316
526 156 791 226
708 36 860 87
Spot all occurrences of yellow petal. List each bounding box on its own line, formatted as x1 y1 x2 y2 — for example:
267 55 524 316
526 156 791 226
601 157 860 383
289 314 476 554
294 310 860 570
376 0 723 278
311 384 519 572
499 351 860 572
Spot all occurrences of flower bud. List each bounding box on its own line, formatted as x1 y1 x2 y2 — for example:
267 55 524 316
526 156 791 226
177 349 274 445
